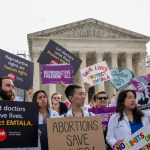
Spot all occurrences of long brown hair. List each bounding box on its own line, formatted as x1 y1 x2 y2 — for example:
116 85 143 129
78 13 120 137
32 90 50 110
116 90 144 123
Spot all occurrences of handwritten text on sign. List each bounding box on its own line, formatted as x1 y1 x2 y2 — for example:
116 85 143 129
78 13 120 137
115 126 150 150
80 61 112 86
47 116 106 150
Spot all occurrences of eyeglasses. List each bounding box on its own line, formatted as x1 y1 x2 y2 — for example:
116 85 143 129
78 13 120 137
98 97 108 100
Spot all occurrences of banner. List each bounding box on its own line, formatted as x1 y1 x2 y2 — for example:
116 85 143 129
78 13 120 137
80 61 112 86
47 116 106 150
37 40 82 78
0 49 34 90
88 107 116 126
0 101 38 148
110 68 134 90
115 126 150 150
130 74 150 109
42 64 73 84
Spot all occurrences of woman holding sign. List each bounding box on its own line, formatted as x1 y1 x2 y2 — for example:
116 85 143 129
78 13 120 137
106 90 150 149
32 90 60 124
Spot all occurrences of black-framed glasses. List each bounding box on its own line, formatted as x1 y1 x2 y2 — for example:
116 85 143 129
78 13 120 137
98 97 108 100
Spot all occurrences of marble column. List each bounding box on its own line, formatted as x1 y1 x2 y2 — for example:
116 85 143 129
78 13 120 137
140 52 147 76
95 52 105 93
32 52 40 92
126 52 133 72
111 52 119 95
125 52 133 89
78 52 88 104
134 55 141 77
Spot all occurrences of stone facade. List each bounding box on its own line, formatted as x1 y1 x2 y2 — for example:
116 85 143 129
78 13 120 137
27 18 150 105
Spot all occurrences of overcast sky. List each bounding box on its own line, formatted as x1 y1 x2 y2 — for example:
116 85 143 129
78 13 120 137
0 0 150 59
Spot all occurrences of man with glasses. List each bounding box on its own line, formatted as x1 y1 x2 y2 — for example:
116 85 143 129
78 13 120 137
96 91 109 108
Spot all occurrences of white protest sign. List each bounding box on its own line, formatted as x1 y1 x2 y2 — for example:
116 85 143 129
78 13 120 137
80 61 112 86
115 125 150 150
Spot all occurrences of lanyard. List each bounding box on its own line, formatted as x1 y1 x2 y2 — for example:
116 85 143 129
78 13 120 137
43 109 51 124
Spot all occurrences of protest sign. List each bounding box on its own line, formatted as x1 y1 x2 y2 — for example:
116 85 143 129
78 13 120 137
80 61 112 86
42 64 73 84
0 49 34 90
47 116 106 150
115 125 150 150
39 124 48 150
110 68 134 90
37 40 82 78
130 74 150 109
0 101 38 148
88 107 116 126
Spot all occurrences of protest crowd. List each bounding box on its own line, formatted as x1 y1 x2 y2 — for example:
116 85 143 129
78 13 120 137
1 73 150 150
1 42 150 150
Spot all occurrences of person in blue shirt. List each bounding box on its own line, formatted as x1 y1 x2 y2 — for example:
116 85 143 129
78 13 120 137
106 90 150 149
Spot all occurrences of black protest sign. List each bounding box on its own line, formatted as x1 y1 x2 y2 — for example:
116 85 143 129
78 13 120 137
37 40 82 78
0 49 34 90
39 124 48 150
0 101 38 148
47 116 106 150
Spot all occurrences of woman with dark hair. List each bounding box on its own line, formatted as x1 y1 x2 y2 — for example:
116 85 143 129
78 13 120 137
52 101 68 115
32 90 60 124
106 90 150 149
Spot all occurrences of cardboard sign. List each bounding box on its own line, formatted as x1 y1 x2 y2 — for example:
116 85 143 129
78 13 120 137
0 49 34 90
110 68 134 90
88 107 116 126
37 40 82 78
80 61 112 86
115 126 150 150
0 101 38 148
47 116 106 150
42 64 73 84
130 74 150 109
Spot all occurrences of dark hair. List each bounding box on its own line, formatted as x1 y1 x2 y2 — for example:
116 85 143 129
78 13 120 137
141 91 145 97
91 94 97 102
65 84 83 102
59 102 68 115
116 90 144 123
32 90 50 110
97 91 108 99
51 92 62 101
0 76 12 88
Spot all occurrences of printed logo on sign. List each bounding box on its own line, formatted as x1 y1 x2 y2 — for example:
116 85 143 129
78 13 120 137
0 129 7 142
50 60 58 65
8 73 15 81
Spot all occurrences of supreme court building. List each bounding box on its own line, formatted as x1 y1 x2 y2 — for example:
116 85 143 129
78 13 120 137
27 18 150 104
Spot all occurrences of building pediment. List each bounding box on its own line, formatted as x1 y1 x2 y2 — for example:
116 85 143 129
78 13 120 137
28 18 150 40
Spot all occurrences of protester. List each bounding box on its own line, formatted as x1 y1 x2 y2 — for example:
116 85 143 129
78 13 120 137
96 91 113 150
52 101 68 115
106 90 150 149
90 93 98 108
0 76 14 101
32 90 60 124
61 84 95 117
51 92 63 103
28 87 34 102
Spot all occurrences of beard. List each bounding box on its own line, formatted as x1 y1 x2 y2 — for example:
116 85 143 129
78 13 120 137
0 88 12 100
